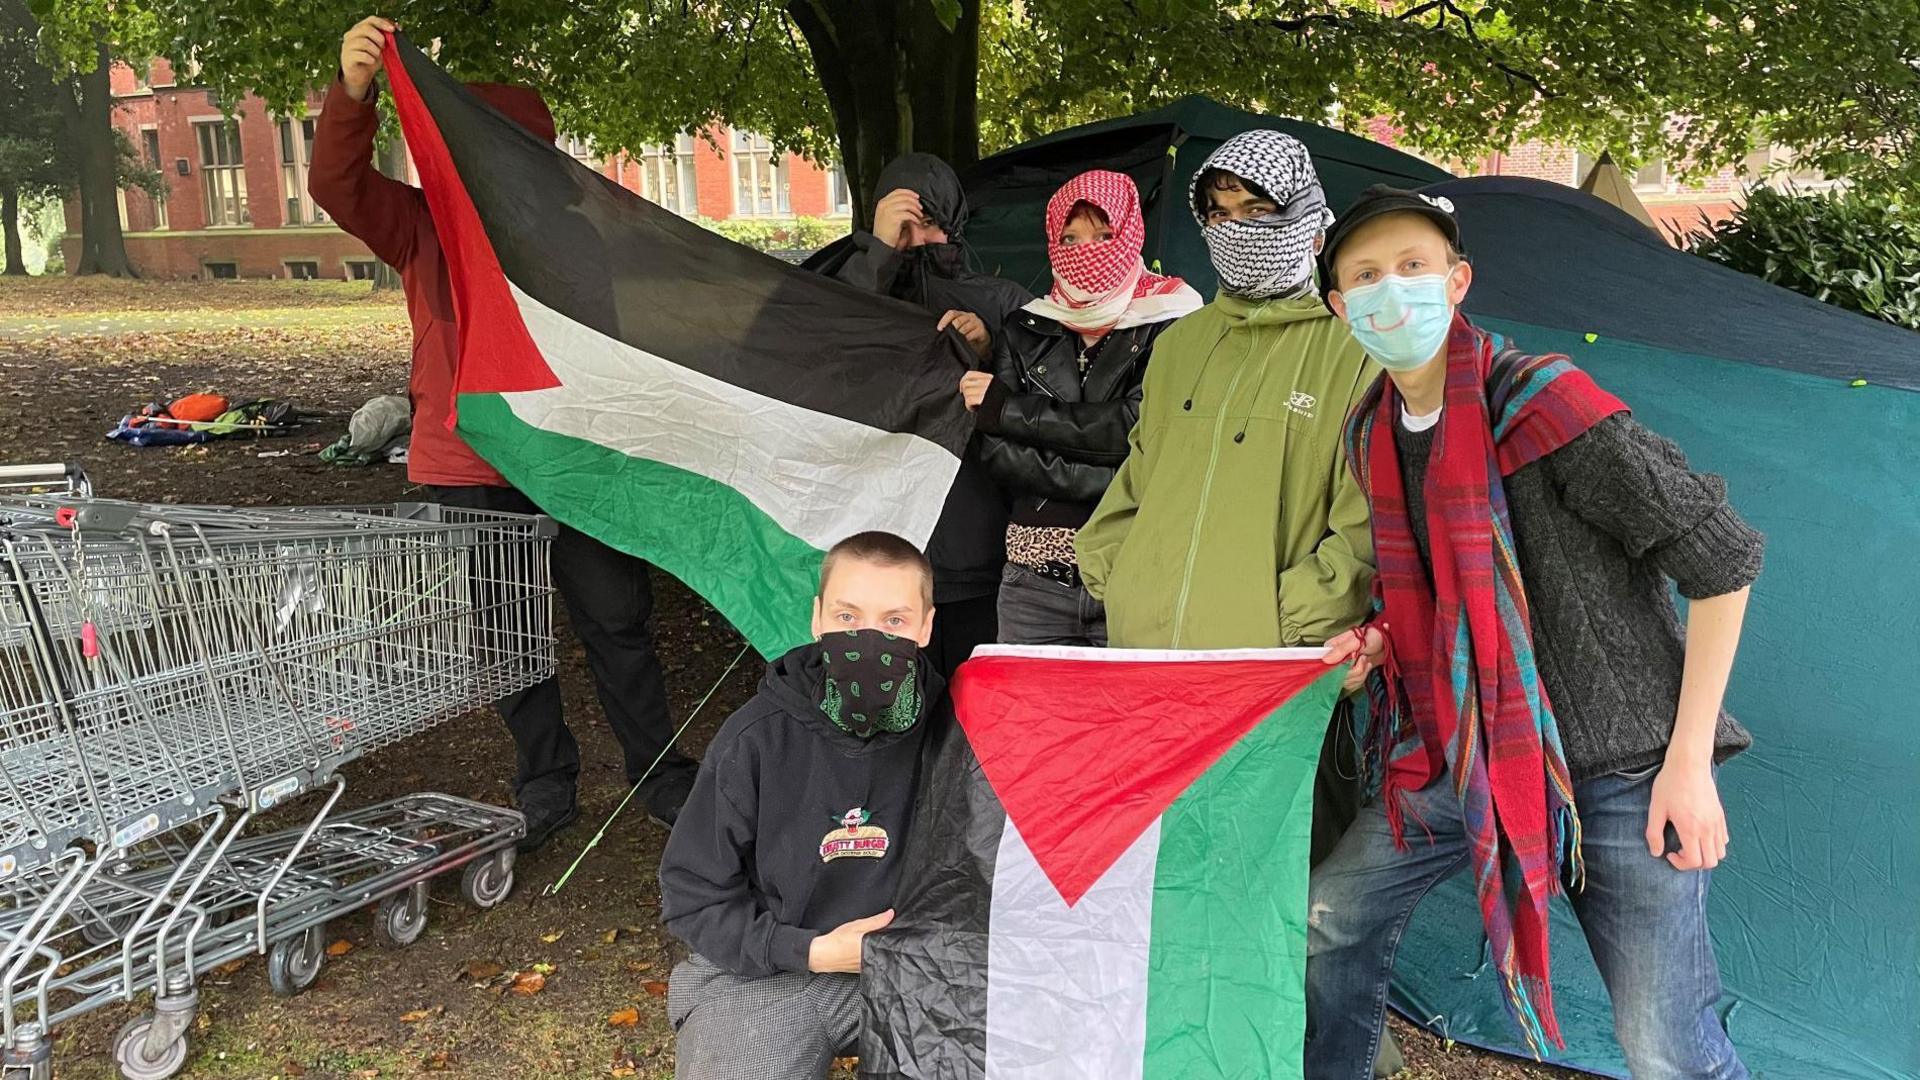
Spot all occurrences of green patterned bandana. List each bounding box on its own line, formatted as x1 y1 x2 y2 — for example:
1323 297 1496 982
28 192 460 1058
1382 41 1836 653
817 629 924 737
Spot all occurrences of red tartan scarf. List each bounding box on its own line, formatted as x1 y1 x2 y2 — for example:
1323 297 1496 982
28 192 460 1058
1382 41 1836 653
1345 315 1627 1053
1021 170 1200 336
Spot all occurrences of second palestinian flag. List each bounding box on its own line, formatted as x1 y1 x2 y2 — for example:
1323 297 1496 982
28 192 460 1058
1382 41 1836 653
381 35 975 657
862 645 1342 1080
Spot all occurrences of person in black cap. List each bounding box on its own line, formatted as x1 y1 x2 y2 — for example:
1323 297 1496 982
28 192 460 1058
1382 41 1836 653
803 156 1031 677
1307 185 1762 1078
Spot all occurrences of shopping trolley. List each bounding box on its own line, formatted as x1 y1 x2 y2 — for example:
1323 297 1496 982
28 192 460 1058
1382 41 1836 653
0 493 556 1079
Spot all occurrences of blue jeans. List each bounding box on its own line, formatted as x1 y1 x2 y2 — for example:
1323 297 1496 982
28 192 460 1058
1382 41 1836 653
1304 765 1749 1080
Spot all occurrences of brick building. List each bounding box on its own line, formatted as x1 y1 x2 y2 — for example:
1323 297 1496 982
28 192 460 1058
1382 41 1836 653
68 59 851 279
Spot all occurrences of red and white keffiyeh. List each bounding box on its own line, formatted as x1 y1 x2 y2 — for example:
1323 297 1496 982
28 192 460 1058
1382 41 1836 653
1023 170 1201 336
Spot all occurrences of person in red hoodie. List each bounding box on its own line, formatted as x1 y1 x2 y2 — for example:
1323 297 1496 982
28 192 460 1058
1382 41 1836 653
311 15 695 848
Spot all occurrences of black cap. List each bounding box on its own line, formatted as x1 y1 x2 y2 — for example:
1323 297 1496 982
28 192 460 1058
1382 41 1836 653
1318 185 1463 302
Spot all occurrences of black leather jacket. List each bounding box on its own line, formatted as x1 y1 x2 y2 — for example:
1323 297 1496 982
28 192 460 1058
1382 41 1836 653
975 311 1174 508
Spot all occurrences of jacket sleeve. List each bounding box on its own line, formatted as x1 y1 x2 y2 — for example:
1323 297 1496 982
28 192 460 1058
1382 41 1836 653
1276 369 1378 646
1547 414 1764 599
977 435 1119 503
308 78 424 270
823 231 905 295
976 383 1141 460
658 744 817 977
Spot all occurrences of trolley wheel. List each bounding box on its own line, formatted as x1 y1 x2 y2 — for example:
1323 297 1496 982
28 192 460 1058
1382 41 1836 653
373 884 428 948
80 914 133 947
459 849 515 910
112 1015 188 1080
266 924 326 997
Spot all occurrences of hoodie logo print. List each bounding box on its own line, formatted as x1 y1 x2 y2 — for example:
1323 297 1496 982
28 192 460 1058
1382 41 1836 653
820 806 890 862
1287 390 1318 419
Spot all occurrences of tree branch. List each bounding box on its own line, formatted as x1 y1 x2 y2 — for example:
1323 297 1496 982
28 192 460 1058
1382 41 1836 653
1247 2 1555 101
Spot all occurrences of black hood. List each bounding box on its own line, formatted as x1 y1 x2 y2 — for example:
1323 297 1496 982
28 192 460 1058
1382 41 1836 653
873 152 970 239
761 640 945 752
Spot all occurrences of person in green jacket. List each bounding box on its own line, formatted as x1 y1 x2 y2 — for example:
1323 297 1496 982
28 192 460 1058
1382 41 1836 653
1076 130 1378 652
1075 128 1400 1079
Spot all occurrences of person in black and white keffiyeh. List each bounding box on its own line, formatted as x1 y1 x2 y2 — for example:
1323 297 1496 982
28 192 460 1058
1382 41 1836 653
1190 130 1337 301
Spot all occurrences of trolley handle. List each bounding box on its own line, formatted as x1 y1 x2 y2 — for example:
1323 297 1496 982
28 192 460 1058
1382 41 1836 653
0 461 91 497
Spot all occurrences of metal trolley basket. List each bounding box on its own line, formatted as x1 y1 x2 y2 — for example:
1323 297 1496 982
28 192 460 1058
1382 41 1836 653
0 489 557 1079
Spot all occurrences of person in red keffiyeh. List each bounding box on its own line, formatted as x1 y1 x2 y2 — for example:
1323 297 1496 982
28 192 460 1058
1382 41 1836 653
956 171 1201 645
1308 186 1761 1079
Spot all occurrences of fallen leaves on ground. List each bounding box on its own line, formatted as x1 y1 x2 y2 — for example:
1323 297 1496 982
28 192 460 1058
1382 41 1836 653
326 939 355 957
508 970 547 996
623 960 653 974
607 1007 640 1028
399 1005 444 1023
460 960 505 983
423 1050 453 1071
540 930 566 943
640 980 668 997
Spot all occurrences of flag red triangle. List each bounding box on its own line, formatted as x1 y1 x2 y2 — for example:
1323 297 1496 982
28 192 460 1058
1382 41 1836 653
951 648 1332 907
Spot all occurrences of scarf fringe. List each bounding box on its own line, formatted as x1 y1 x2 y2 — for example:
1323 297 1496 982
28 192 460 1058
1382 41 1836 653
1553 803 1586 893
1500 969 1567 1059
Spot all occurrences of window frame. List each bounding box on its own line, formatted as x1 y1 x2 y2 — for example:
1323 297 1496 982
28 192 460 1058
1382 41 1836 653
729 131 789 218
194 118 250 227
278 115 326 226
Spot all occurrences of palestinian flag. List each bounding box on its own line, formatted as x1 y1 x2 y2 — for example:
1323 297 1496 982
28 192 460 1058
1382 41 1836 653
862 645 1343 1080
380 36 974 656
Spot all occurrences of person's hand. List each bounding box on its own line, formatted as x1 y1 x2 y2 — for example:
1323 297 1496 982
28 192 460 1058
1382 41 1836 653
1321 625 1385 694
340 16 395 102
873 189 925 250
958 371 995 410
807 909 894 973
938 310 990 361
1645 759 1728 870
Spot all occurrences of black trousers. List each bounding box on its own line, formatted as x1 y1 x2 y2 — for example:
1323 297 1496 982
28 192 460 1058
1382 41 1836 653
431 485 692 796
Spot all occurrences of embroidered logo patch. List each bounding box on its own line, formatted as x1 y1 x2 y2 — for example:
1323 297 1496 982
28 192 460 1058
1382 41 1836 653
1287 390 1318 419
820 806 890 862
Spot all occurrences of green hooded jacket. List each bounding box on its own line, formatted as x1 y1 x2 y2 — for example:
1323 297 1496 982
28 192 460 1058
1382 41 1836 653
1075 293 1379 649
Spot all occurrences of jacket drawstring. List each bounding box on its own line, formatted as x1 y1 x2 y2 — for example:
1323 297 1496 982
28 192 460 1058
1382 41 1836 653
1181 325 1234 413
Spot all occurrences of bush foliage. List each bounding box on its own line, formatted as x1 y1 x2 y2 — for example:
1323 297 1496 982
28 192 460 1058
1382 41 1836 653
1680 186 1920 332
700 216 849 254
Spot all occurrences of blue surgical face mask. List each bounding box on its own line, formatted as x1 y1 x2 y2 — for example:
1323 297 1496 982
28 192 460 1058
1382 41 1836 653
1338 272 1455 371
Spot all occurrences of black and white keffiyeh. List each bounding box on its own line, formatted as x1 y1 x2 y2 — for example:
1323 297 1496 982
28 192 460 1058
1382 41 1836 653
1189 130 1336 300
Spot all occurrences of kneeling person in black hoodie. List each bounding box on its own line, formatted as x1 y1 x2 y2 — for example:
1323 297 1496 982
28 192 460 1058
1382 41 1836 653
660 532 941 1079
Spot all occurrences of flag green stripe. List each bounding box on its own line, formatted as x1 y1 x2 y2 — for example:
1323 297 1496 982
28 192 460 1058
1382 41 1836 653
1142 666 1345 1080
458 391 819 657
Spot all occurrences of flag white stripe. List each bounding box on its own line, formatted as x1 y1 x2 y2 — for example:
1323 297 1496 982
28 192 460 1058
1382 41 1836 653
500 282 961 551
986 817 1157 1079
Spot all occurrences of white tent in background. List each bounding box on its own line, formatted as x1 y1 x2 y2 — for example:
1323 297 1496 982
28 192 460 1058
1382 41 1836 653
1578 151 1659 231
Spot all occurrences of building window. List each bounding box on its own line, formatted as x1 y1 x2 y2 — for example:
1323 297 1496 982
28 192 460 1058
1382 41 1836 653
638 134 697 216
284 260 320 280
279 117 325 225
344 258 378 281
141 128 169 229
730 131 788 218
195 119 250 226
561 135 599 167
827 163 853 217
204 261 238 279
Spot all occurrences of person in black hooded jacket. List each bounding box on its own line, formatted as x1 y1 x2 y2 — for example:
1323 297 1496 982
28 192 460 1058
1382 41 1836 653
660 531 945 1080
960 170 1203 645
804 154 1031 677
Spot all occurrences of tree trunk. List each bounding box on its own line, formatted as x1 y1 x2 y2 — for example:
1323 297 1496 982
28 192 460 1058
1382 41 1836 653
60 40 135 277
371 136 407 290
2 186 25 276
788 0 980 230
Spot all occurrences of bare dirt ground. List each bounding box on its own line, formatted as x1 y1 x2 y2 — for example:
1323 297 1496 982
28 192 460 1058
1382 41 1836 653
0 277 1583 1079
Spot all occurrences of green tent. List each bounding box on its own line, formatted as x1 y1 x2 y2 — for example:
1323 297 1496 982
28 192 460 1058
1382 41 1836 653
963 103 1920 1080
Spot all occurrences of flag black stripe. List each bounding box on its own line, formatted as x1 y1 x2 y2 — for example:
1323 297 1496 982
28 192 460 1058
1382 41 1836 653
396 40 974 452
